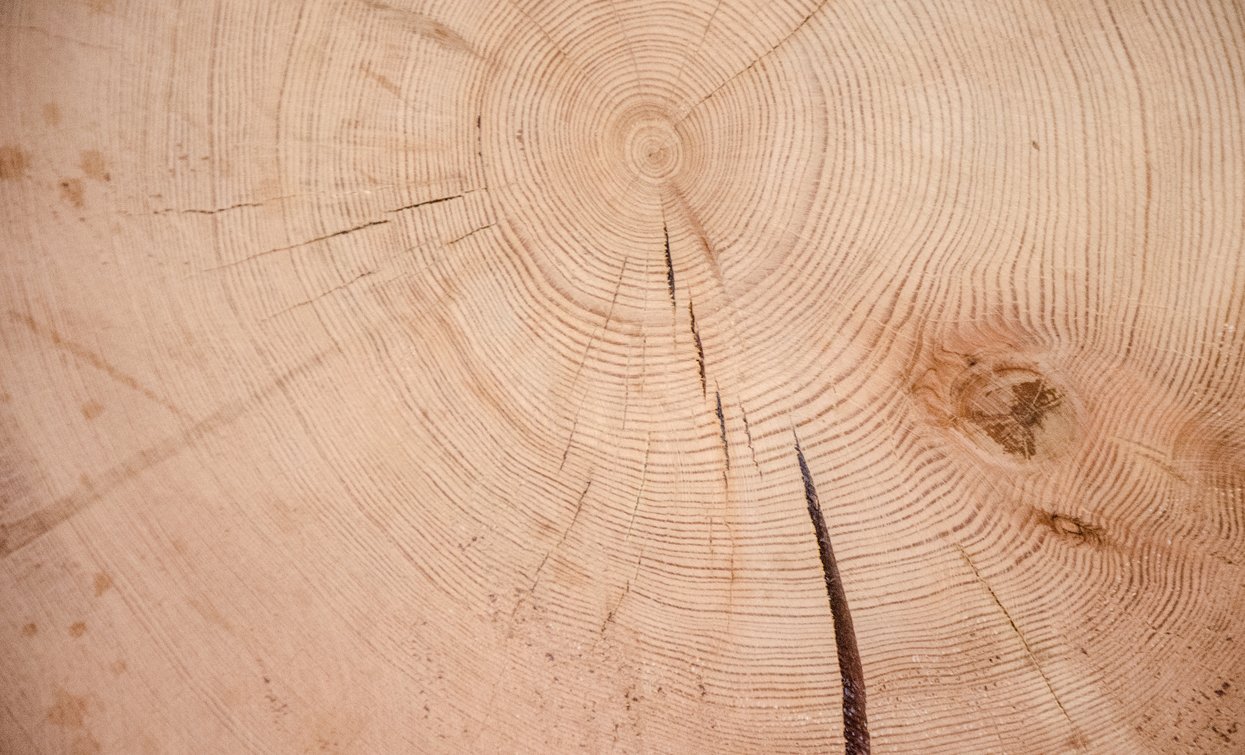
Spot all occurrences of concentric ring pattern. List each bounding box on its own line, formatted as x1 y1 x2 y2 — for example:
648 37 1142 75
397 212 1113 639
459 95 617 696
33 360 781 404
1 0 1243 752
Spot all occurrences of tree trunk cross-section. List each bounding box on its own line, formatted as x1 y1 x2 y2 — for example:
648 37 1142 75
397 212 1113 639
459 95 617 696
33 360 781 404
1 0 1244 752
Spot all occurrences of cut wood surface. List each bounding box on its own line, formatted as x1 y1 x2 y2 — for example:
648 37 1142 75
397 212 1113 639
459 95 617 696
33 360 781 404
2 0 1244 752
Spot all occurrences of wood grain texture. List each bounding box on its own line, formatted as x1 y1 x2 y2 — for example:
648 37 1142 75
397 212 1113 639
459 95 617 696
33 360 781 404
2 0 1243 752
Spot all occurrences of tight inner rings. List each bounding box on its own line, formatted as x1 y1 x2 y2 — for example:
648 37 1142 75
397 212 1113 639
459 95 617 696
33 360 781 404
615 112 682 181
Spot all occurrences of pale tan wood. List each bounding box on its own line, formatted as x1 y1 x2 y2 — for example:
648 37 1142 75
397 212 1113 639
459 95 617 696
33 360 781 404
2 0 1244 752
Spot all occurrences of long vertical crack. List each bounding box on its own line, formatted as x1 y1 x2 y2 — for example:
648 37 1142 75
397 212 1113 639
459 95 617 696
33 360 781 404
796 438 869 754
663 220 677 308
715 386 730 481
740 402 761 474
689 299 706 395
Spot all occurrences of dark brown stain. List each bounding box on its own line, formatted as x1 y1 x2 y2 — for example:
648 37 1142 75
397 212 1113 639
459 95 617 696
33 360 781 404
42 103 62 126
188 596 234 633
21 622 37 636
86 0 115 13
46 688 88 728
358 0 478 57
1210 722 1238 744
60 178 85 208
0 146 30 180
425 20 471 53
968 378 1063 459
1037 509 1104 545
261 672 290 719
80 150 110 182
93 572 113 596
1064 731 1091 751
796 438 869 754
908 326 1082 467
69 621 87 637
1031 140 1040 150
80 401 104 421
359 62 403 98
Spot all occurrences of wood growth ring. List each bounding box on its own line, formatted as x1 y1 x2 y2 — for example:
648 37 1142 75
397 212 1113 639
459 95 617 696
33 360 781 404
1 0 1243 752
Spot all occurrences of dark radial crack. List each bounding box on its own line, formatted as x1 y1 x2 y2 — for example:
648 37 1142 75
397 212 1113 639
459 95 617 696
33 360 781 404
663 221 676 308
511 481 593 619
679 0 832 121
156 201 262 215
476 114 484 168
261 270 376 321
689 299 706 396
740 404 761 474
205 219 391 271
715 387 729 470
387 194 462 214
796 437 869 754
446 222 496 245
